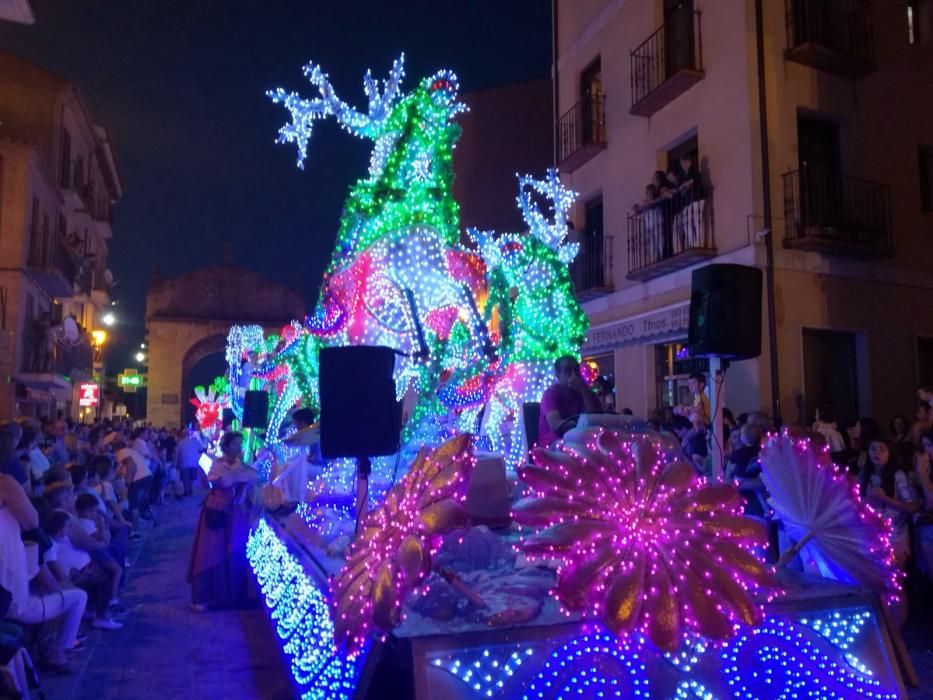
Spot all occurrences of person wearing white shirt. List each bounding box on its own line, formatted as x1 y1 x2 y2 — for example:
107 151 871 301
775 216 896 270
1 474 88 671
176 429 204 497
812 406 846 454
116 447 154 529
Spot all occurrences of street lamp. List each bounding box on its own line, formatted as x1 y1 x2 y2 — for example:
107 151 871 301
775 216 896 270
90 329 108 365
135 351 146 363
102 312 116 326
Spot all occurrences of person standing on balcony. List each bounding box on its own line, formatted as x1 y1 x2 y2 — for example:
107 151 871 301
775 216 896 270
662 167 684 256
633 184 663 263
31 312 51 372
678 153 706 249
653 171 675 260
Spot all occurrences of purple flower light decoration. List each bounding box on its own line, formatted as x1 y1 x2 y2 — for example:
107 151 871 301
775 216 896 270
513 429 778 652
759 433 903 606
331 434 474 653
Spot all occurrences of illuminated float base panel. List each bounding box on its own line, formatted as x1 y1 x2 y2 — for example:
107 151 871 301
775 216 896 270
247 518 372 700
411 606 905 700
248 517 907 700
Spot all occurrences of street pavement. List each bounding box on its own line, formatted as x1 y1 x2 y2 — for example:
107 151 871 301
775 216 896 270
41 491 294 700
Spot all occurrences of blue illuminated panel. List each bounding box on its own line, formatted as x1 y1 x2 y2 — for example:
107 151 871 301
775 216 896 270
247 519 369 700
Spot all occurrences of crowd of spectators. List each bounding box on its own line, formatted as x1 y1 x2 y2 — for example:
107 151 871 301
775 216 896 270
646 381 933 601
0 416 201 683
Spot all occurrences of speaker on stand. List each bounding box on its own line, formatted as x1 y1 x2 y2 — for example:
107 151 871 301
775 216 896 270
319 345 400 532
688 264 763 481
242 390 269 429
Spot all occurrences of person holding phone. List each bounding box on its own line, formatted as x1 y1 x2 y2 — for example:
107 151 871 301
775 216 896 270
187 432 256 611
537 356 602 448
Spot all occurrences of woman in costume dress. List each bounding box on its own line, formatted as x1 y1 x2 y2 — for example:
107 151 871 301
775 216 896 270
187 432 256 610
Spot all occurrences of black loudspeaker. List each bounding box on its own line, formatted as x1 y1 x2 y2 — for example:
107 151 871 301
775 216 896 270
221 408 235 429
688 264 762 360
319 346 399 459
242 390 269 429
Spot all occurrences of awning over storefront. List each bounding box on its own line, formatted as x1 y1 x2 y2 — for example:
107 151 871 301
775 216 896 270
582 302 690 354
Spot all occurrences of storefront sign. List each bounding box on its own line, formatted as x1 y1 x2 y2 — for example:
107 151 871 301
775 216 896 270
583 304 690 352
78 382 99 407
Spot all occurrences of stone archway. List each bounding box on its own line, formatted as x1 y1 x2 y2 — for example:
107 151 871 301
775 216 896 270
145 264 305 427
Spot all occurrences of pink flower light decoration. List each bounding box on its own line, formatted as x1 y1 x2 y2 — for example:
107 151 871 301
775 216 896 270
331 434 474 653
513 429 779 652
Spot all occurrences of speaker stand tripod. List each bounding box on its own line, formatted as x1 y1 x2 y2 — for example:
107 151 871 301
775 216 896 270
354 457 372 535
709 357 727 482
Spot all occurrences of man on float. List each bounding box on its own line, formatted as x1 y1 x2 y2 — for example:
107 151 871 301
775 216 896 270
538 356 602 448
271 408 321 507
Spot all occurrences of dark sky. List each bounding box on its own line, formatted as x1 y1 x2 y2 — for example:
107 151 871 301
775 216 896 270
0 0 552 370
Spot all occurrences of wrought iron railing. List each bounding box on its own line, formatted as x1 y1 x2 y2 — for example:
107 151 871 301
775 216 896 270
631 10 703 109
21 335 92 376
627 191 715 275
557 95 606 166
571 234 613 295
782 169 891 250
785 0 874 63
27 227 76 285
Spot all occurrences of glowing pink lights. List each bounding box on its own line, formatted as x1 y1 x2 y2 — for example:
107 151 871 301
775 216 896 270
330 434 475 652
513 429 779 652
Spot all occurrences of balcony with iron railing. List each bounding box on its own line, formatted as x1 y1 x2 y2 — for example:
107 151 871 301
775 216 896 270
571 234 614 300
61 161 86 209
27 228 77 298
557 95 607 173
782 169 892 258
627 191 716 281
20 335 92 380
785 0 875 78
630 11 704 117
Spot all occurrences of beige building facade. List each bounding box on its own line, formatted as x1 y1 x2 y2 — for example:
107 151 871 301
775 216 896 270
556 0 933 426
145 265 305 428
0 52 122 421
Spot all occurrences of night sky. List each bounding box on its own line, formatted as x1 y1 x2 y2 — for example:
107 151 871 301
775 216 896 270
0 1 552 372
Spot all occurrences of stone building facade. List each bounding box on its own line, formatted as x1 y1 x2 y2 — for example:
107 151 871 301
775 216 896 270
145 265 304 427
0 51 122 421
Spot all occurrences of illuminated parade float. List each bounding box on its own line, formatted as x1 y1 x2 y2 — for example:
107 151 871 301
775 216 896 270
205 55 913 699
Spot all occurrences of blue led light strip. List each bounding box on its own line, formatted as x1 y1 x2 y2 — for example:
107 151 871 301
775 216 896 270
247 518 370 700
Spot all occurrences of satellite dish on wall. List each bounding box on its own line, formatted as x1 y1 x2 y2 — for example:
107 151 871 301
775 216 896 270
63 316 79 342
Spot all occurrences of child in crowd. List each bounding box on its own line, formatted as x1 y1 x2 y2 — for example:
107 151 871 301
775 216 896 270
92 457 132 530
75 493 123 607
859 440 921 569
914 430 933 581
45 509 123 631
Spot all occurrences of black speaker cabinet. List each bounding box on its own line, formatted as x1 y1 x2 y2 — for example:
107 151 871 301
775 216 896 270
319 346 400 459
688 264 762 360
242 390 269 429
